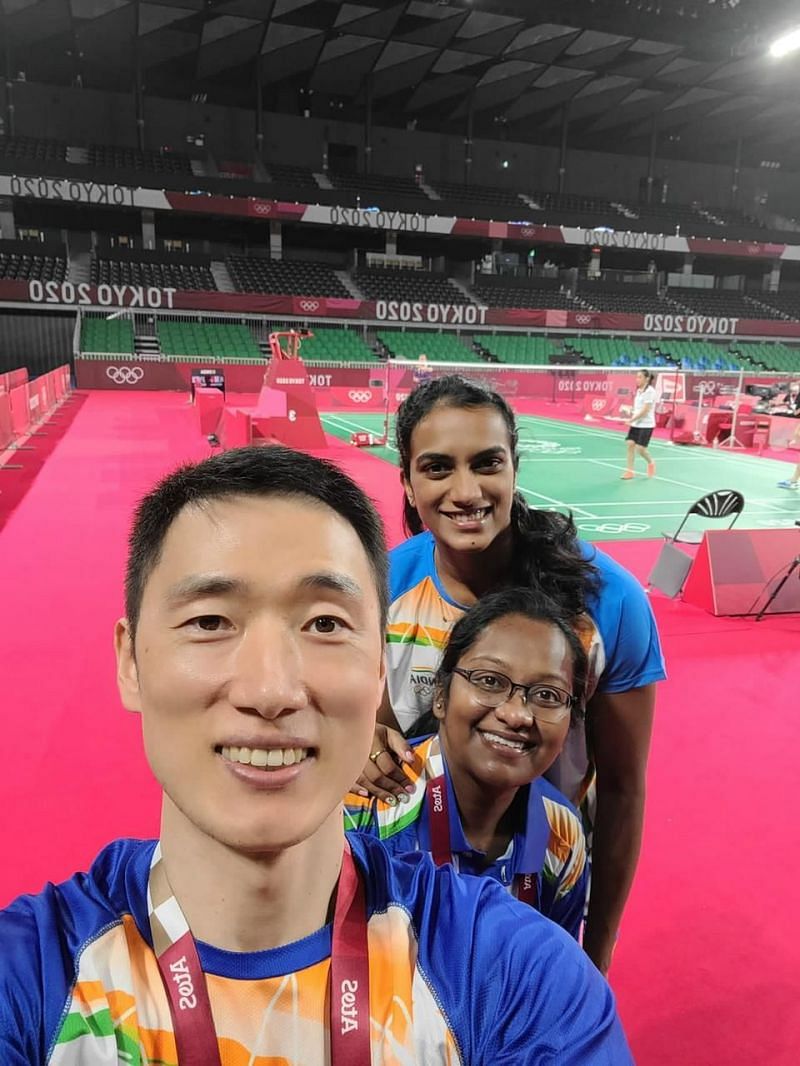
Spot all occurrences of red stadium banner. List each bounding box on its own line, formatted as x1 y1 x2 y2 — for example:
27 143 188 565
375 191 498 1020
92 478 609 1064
685 238 786 259
164 192 307 223
7 277 800 340
7 171 800 262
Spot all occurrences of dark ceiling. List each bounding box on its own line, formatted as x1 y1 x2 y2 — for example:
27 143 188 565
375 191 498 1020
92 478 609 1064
4 0 800 166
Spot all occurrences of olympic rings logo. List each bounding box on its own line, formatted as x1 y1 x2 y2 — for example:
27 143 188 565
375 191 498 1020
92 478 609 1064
575 314 593 325
591 398 606 411
348 390 372 403
519 227 536 237
106 366 144 384
298 299 320 312
578 522 650 534
253 202 272 215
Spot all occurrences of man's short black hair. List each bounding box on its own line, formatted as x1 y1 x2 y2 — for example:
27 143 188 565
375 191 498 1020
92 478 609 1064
125 445 389 638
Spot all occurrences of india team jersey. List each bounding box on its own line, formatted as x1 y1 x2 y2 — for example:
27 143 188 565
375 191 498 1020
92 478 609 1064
0 834 632 1065
344 735 588 939
386 531 666 810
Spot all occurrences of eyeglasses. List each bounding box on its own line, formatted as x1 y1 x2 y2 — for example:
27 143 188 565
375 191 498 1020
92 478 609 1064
452 667 576 725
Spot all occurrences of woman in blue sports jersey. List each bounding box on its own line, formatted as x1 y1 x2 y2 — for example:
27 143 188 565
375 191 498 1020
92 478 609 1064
347 588 590 940
355 374 666 976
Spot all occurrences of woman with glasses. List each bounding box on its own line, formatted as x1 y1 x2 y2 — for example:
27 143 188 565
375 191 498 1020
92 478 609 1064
355 375 666 975
346 588 589 939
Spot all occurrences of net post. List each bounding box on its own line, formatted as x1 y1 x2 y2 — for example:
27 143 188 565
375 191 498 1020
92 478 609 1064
718 367 746 450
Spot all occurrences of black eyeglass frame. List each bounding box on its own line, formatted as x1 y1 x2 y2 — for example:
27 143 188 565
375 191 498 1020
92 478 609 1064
451 666 578 723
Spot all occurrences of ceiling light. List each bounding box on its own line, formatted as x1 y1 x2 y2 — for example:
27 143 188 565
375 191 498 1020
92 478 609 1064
769 27 800 57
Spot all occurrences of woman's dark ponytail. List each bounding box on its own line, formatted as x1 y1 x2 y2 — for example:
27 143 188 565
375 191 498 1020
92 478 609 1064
508 492 598 617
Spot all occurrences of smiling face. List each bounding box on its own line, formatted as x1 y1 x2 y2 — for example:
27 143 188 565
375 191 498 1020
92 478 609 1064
402 402 516 555
115 494 385 855
434 614 573 795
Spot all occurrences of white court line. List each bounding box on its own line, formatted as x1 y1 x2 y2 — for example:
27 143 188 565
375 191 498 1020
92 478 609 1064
323 413 796 521
588 458 799 515
519 414 799 472
322 413 399 452
517 485 597 519
576 510 800 521
588 457 735 495
566 498 798 508
323 415 599 519
515 455 771 463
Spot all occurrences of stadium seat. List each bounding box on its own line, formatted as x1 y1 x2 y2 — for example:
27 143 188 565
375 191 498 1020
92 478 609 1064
88 144 192 174
295 328 378 363
228 257 349 298
473 334 561 365
471 283 576 311
667 287 783 320
0 136 67 164
356 268 472 306
157 321 261 361
0 247 66 283
378 330 479 363
80 317 134 355
91 256 216 291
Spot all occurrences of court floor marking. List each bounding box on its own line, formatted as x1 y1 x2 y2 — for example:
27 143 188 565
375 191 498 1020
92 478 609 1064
564 498 797 508
585 456 779 501
518 414 800 473
572 510 797 521
516 455 790 465
322 413 399 452
515 486 598 519
322 413 598 518
323 411 797 521
327 410 798 477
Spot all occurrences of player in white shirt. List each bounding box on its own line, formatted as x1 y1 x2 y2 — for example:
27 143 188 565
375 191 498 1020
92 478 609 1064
621 369 657 480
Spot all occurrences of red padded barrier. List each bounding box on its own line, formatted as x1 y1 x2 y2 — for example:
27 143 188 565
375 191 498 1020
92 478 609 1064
195 387 225 437
683 529 800 616
10 384 30 437
0 391 13 449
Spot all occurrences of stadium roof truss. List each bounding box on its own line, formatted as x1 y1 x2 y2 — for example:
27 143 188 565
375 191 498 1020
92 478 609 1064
3 0 800 165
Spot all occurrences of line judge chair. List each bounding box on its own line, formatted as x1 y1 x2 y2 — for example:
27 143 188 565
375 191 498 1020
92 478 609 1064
647 489 745 598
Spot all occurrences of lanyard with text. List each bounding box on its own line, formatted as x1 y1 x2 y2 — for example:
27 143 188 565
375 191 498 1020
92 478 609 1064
425 775 539 909
147 841 371 1066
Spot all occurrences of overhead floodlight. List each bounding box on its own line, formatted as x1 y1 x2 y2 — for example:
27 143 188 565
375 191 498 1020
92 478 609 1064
769 27 800 57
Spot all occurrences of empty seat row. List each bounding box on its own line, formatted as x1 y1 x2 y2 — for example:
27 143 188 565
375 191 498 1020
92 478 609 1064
90 258 216 291
88 144 192 173
474 334 561 366
471 285 576 311
0 251 66 282
80 317 134 355
377 330 480 364
227 257 349 298
0 136 66 162
264 163 320 189
356 268 472 305
157 321 260 360
578 290 665 315
667 287 783 320
295 328 378 364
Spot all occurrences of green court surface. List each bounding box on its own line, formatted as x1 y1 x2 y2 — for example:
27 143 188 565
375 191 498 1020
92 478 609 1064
321 410 800 543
